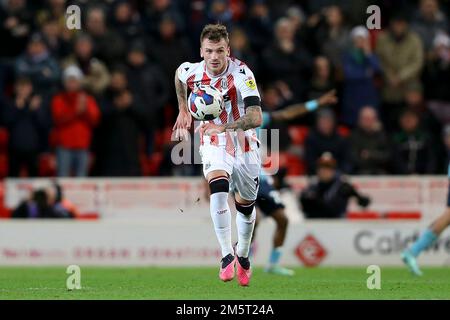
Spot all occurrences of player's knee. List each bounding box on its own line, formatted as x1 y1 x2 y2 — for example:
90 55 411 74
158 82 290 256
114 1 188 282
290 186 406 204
209 176 229 194
235 200 256 216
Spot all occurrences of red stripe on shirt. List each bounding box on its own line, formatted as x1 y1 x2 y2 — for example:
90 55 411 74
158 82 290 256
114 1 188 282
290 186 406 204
187 75 196 90
201 72 210 85
227 74 240 121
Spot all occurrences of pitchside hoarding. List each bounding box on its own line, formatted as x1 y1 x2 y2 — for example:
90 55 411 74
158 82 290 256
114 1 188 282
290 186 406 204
0 220 449 267
3 176 448 220
1 177 449 266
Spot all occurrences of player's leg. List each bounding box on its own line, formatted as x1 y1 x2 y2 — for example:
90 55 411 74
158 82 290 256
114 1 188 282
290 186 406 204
201 145 235 281
248 208 261 255
234 192 256 286
232 149 260 286
402 207 450 276
256 179 294 276
266 208 294 276
207 170 235 281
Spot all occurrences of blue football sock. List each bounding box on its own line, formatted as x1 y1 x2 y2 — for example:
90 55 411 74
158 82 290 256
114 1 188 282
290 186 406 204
410 229 438 257
269 247 282 266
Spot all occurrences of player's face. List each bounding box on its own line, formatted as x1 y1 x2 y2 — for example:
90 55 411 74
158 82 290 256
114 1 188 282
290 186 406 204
200 38 230 75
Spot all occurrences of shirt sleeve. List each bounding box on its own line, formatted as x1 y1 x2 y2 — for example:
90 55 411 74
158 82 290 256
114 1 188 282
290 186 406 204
234 65 260 101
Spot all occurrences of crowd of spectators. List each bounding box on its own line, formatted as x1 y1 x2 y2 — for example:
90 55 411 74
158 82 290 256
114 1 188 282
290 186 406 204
1 0 450 177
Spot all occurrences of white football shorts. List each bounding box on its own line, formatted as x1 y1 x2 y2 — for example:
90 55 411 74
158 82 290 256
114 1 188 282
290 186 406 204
199 144 261 201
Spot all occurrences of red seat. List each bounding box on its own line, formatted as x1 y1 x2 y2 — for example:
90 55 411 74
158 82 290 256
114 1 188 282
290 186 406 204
279 152 306 176
141 151 165 176
337 125 350 137
39 153 57 177
0 127 8 151
0 181 11 218
0 154 8 178
288 125 309 146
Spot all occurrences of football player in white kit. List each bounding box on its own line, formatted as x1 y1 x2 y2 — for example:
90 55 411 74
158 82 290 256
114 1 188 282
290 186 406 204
173 24 263 286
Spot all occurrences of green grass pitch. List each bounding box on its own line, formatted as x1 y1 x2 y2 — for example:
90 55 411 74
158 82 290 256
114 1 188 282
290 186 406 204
0 267 449 300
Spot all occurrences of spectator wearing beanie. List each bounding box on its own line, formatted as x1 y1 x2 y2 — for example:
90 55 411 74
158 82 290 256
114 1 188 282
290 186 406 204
51 65 100 177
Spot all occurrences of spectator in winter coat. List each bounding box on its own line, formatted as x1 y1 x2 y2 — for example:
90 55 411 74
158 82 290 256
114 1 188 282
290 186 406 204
2 77 49 177
341 26 381 127
391 108 436 174
51 65 100 177
305 108 351 175
14 33 60 97
126 41 169 155
376 12 424 126
349 106 390 175
94 68 148 176
62 33 111 97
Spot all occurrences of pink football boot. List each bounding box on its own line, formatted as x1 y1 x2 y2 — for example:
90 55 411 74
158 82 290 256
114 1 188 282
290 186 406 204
236 255 252 286
219 253 236 282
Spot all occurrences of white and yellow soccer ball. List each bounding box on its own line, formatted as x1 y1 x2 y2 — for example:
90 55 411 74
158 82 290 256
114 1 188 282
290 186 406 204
188 84 224 121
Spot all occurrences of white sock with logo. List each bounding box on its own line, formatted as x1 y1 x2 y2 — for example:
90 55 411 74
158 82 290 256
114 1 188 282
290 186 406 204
210 192 233 258
236 207 256 258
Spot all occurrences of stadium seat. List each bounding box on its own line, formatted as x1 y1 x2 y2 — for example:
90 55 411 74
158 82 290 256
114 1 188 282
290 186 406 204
337 125 351 137
141 152 163 176
279 152 306 176
48 130 59 148
0 127 8 152
288 125 309 146
0 154 8 178
0 181 10 218
38 153 57 177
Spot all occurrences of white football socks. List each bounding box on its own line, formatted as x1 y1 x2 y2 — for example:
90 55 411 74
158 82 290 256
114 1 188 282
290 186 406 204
210 192 234 257
236 206 256 258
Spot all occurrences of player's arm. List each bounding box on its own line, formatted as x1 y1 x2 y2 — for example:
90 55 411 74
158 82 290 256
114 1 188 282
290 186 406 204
271 90 337 122
173 64 192 140
196 101 262 136
174 70 188 113
223 104 262 131
196 66 262 135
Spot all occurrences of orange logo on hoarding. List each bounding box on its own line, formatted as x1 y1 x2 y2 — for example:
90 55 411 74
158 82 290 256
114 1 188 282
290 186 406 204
295 234 327 267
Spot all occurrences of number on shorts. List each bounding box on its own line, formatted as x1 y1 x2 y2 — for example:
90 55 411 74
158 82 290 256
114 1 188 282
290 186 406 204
254 177 259 189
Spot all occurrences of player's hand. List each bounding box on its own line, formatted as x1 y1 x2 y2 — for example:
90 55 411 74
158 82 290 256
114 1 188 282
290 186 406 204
195 122 225 136
173 109 192 141
317 90 338 107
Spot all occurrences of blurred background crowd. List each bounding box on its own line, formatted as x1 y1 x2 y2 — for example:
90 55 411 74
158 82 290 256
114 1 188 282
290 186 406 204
1 0 450 178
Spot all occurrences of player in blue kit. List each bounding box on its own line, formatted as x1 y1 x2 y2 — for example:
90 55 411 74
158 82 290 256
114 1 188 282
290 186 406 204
254 90 337 275
401 163 450 276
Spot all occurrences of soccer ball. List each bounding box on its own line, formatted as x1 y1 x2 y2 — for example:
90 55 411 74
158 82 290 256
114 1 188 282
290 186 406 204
188 85 224 120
